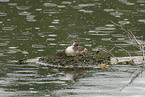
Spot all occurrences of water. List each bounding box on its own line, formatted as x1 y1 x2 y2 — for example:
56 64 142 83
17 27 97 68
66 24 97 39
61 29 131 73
0 0 145 96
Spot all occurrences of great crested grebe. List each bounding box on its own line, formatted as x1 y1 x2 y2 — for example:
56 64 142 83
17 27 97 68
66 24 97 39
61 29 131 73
65 42 88 56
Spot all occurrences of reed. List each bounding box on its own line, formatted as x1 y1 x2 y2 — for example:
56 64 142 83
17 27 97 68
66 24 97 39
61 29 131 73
110 20 145 91
110 20 145 63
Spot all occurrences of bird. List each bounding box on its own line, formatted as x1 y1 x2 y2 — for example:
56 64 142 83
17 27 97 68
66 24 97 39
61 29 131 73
65 42 88 56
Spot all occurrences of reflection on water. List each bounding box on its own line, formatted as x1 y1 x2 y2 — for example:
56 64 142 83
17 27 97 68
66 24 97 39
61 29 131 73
64 70 87 83
0 0 145 96
1 61 142 97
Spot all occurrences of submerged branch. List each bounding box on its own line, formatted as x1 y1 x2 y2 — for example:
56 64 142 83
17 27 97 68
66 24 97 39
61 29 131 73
120 67 142 91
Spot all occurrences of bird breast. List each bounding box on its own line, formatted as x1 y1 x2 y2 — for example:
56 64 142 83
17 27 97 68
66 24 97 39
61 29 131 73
65 46 76 56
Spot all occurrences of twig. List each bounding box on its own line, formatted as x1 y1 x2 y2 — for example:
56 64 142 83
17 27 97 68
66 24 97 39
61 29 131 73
108 46 116 53
110 20 145 62
101 49 115 58
120 67 142 91
115 45 132 57
110 20 145 91
110 20 140 47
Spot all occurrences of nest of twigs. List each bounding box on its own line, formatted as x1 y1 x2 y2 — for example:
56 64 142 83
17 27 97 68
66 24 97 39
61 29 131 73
39 50 111 66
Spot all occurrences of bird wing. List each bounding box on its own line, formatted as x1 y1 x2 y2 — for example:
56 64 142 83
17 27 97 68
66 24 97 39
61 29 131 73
73 46 84 51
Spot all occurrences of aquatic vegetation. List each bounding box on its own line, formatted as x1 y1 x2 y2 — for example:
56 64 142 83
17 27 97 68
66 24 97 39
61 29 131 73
110 20 145 63
110 20 145 91
94 63 109 71
39 50 111 67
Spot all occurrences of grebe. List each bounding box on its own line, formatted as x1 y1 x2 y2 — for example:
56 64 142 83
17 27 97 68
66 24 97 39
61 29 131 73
65 42 88 56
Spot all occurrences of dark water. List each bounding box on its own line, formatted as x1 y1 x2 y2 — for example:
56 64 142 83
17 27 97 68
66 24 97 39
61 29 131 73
0 0 145 96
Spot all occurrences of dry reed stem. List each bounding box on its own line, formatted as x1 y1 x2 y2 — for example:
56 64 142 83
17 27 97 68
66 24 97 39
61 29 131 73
116 45 132 57
110 20 145 60
110 20 145 91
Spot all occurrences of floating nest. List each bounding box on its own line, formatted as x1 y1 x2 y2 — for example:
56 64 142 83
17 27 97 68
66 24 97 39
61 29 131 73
39 50 111 66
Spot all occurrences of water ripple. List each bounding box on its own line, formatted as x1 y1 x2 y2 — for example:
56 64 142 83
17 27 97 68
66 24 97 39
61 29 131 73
26 15 36 22
138 19 145 23
18 11 31 15
0 12 7 16
35 9 42 11
90 34 109 36
44 3 57 7
96 27 115 31
62 1 72 4
79 10 93 13
110 11 124 17
16 36 29 40
7 50 20 54
139 10 145 12
104 9 114 12
137 0 145 3
0 0 9 2
16 6 31 10
0 0 144 96
49 43 57 46
118 21 130 25
119 0 135 5
112 34 125 37
32 45 45 48
117 38 125 41
22 31 32 35
37 49 44 52
7 73 38 77
2 26 15 31
8 3 17 6
85 44 92 47
14 70 36 73
101 38 112 41
0 43 8 46
105 24 114 27
47 38 56 41
57 5 66 8
78 4 95 7
0 53 6 56
49 26 55 27
48 34 57 37
52 21 59 24
21 51 29 54
85 38 91 40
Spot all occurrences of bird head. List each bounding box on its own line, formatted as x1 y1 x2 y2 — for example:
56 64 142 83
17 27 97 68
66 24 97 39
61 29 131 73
73 42 78 46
